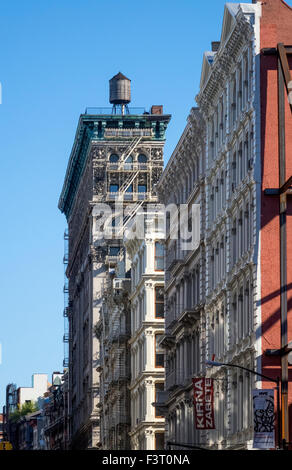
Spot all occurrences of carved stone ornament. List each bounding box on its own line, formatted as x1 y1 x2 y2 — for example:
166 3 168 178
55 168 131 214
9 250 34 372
152 148 163 161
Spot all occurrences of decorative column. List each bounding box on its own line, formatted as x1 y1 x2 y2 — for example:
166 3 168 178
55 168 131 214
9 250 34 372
145 330 154 370
145 379 154 422
144 281 153 322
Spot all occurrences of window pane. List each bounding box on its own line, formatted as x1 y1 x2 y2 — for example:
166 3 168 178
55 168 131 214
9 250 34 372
155 257 164 270
155 382 164 393
109 246 120 256
155 242 164 256
155 287 164 318
109 184 119 192
126 185 133 193
155 354 164 367
155 334 164 366
155 433 164 450
155 383 165 418
155 287 164 302
138 154 147 163
156 303 164 318
109 154 119 163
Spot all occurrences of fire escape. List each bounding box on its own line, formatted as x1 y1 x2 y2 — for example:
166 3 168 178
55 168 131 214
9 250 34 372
63 229 70 368
99 278 132 450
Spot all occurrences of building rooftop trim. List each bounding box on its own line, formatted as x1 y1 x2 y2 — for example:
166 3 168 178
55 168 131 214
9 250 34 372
58 112 171 218
196 2 258 104
82 110 171 121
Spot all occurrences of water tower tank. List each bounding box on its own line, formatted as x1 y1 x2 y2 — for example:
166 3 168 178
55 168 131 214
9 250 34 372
109 72 131 105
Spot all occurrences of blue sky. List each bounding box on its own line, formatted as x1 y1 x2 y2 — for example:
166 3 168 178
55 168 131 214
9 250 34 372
0 0 254 407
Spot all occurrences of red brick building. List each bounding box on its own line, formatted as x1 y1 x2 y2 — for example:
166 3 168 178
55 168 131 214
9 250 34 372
259 0 292 448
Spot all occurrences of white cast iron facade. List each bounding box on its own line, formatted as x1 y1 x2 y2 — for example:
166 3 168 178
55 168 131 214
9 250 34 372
125 215 166 450
157 1 263 450
157 108 206 448
196 2 262 449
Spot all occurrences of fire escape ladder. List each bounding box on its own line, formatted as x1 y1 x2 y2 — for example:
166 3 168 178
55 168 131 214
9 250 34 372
123 201 144 227
118 171 139 198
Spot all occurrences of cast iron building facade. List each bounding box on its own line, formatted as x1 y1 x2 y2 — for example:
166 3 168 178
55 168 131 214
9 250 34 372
157 108 206 449
125 213 166 450
58 74 170 448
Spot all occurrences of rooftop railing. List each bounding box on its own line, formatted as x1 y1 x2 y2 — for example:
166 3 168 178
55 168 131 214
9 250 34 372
84 107 146 115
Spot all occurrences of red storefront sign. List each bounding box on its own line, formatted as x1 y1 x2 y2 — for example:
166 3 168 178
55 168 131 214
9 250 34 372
192 377 215 430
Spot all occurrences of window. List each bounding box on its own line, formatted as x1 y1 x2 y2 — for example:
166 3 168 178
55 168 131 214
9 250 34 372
210 120 215 160
210 186 215 221
238 67 243 111
232 78 237 125
155 334 164 367
154 382 164 418
244 134 249 175
245 281 250 336
138 184 147 193
138 154 147 163
155 432 165 450
109 246 120 256
238 288 244 339
125 184 133 200
154 242 164 271
124 155 133 169
244 55 249 105
232 153 237 190
211 248 215 289
232 374 238 433
155 286 164 318
232 220 237 265
239 211 243 257
109 154 119 163
109 184 119 192
238 143 243 182
232 295 237 344
111 215 118 227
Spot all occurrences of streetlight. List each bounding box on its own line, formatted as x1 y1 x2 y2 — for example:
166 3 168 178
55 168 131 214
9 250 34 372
206 360 281 450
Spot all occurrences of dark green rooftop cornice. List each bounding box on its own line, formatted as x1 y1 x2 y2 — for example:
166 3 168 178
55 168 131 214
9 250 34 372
58 112 171 219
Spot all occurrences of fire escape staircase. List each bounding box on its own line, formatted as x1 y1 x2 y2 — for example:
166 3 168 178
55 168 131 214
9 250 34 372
120 136 142 162
117 136 143 199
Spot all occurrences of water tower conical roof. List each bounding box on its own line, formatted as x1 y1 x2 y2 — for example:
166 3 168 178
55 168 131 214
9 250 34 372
110 72 131 81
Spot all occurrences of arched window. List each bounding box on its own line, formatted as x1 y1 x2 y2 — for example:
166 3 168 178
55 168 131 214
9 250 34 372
138 154 147 163
109 154 119 163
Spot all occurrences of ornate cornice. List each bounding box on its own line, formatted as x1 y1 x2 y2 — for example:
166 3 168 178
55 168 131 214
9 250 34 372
196 13 254 117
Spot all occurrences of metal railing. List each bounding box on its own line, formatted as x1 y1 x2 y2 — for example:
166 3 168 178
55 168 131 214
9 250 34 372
106 191 148 201
104 128 153 138
107 163 148 171
84 107 146 115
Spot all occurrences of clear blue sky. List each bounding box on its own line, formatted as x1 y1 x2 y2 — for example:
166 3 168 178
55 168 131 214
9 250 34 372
0 0 254 407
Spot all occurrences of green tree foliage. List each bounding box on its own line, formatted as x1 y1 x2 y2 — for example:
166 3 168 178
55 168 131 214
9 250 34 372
9 401 39 422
